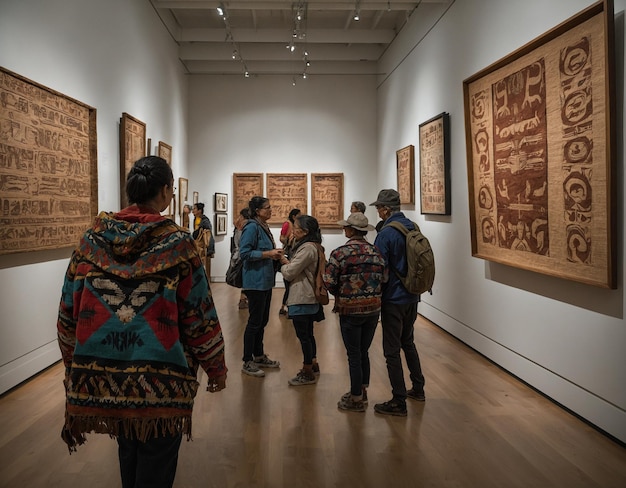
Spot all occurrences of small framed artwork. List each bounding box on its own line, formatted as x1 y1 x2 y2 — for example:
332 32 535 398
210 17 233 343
419 112 451 215
158 141 172 165
193 191 199 205
178 177 188 218
215 213 228 235
463 0 616 288
311 173 344 228
396 145 415 205
119 113 146 208
214 192 228 213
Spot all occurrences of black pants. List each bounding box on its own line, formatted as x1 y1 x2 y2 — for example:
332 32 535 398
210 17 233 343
117 433 183 488
243 289 272 361
380 301 425 401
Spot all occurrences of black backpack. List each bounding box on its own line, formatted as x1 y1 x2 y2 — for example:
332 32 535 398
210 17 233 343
384 221 435 295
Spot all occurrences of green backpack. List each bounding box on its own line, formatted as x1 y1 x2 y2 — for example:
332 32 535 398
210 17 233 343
385 221 435 295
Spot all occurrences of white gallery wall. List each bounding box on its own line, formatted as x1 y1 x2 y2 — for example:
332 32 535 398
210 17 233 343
376 0 625 442
0 0 189 393
186 74 380 280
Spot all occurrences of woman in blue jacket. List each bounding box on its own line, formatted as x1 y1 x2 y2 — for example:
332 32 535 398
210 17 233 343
239 196 284 377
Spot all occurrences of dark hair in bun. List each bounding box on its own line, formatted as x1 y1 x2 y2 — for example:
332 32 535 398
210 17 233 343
126 156 173 205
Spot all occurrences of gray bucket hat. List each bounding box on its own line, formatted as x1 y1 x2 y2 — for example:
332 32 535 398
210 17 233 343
370 189 401 207
337 212 374 232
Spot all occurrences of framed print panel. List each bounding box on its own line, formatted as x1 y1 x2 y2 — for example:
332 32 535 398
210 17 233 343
266 173 307 226
193 191 199 205
158 141 172 165
233 173 263 216
215 213 227 235
178 177 188 219
214 192 228 213
119 113 146 209
463 0 616 288
311 173 344 228
419 112 451 215
0 67 98 254
396 145 415 205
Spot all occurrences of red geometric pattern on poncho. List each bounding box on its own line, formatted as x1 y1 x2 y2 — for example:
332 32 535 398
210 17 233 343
76 287 112 345
143 295 180 351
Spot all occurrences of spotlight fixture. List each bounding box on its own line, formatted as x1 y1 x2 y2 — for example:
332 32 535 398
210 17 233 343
353 11 360 21
302 72 307 79
244 70 250 78
232 49 238 60
353 0 361 21
216 3 225 17
292 77 297 86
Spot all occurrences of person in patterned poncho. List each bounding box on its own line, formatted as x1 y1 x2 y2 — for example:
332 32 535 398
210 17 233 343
57 156 227 488
323 212 387 413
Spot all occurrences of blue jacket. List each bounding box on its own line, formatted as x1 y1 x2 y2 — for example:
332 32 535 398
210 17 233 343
374 212 420 304
239 220 277 291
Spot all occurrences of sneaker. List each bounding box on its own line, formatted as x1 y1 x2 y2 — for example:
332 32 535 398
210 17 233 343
253 354 280 368
341 389 368 405
407 388 426 402
242 361 265 377
337 395 365 412
312 363 320 376
374 399 407 417
288 370 317 386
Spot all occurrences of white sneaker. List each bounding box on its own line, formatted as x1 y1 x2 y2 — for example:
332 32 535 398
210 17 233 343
242 361 265 377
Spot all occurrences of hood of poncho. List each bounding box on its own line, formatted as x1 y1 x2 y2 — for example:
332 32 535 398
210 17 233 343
77 206 197 279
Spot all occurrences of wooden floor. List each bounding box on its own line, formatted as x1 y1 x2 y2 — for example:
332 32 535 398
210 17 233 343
1 283 625 488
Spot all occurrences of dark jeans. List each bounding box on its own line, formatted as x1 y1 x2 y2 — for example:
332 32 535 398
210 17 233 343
282 280 291 306
380 301 425 402
117 433 183 488
243 289 272 361
291 313 317 365
340 313 379 396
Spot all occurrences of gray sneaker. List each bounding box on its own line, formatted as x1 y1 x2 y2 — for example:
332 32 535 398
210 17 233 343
288 370 317 386
253 354 280 368
242 360 265 377
337 395 365 412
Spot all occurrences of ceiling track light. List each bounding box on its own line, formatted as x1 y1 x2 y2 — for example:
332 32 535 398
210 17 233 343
216 3 225 18
354 0 361 21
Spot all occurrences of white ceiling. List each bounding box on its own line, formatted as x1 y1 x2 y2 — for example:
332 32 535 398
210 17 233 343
150 0 453 77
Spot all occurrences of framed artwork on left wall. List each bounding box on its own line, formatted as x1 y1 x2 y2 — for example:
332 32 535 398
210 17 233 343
215 213 228 235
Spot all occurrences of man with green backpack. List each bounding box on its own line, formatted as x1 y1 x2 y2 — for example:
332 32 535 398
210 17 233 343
370 189 429 417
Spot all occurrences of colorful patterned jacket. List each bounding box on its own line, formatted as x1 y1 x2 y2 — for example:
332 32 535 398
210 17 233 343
323 238 388 316
57 205 226 451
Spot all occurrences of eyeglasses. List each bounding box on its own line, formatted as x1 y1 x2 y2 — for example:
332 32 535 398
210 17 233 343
260 206 272 210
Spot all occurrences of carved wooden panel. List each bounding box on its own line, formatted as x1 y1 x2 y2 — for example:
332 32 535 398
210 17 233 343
311 173 344 228
119 113 145 208
266 173 307 226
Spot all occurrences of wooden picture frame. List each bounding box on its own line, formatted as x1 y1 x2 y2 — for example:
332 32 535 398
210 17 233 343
178 177 188 219
419 112 451 215
214 192 228 213
396 145 415 205
215 213 228 235
463 0 616 288
311 173 344 228
158 141 172 165
193 191 199 205
266 173 308 226
233 173 263 216
119 113 146 209
0 67 98 254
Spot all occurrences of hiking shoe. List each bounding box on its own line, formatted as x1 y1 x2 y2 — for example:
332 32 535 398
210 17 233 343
312 363 320 376
374 399 407 417
337 395 365 412
341 389 368 405
407 388 426 402
253 354 280 368
242 361 265 377
288 370 317 386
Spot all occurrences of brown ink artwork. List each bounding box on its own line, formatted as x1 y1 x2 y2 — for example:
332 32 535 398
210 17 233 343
396 145 415 205
419 113 451 215
0 67 98 255
233 173 263 216
266 173 307 226
463 0 616 288
311 173 344 228
119 113 145 209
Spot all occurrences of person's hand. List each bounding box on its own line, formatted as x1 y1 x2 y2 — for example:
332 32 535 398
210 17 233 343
265 249 283 261
206 373 227 393
280 256 289 265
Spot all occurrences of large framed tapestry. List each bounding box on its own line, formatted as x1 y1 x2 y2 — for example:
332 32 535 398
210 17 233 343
419 112 451 215
463 0 616 288
119 113 146 208
396 145 415 205
178 177 188 219
233 173 263 216
0 67 98 255
266 173 307 226
311 173 344 228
